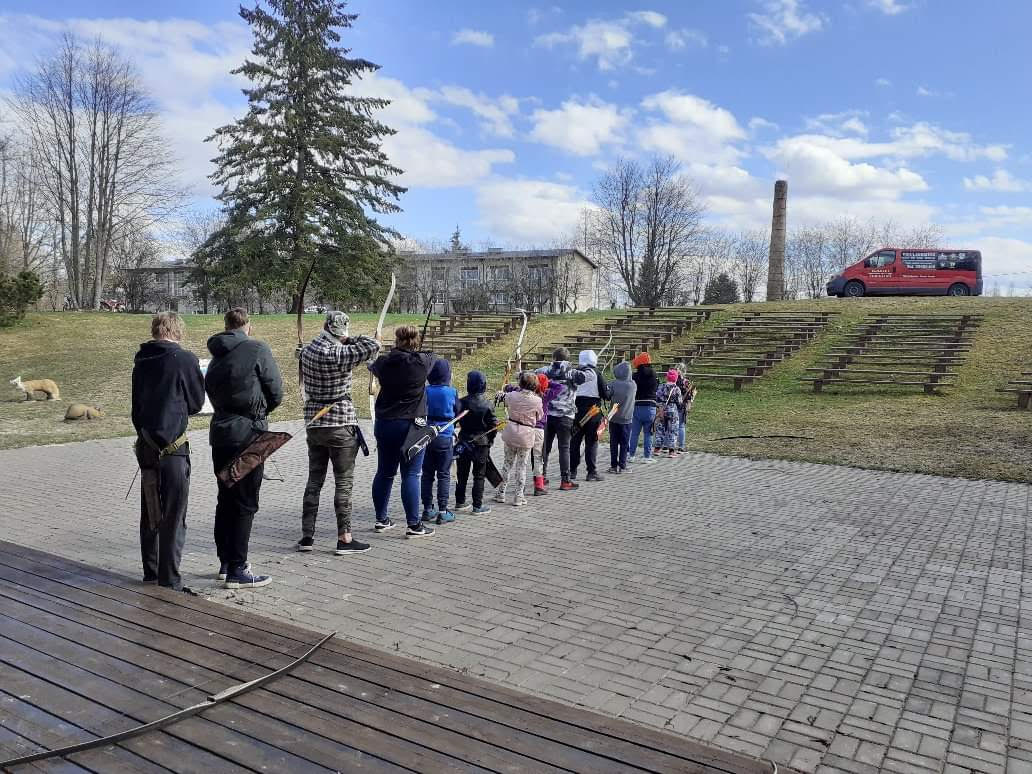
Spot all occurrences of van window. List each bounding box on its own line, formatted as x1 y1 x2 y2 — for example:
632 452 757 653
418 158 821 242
902 250 937 269
865 250 896 268
936 251 979 271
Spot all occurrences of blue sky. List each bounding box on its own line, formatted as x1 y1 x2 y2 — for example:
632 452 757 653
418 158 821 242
1 0 1030 286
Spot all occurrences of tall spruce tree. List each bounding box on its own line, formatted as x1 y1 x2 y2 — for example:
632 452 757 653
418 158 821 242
203 0 404 312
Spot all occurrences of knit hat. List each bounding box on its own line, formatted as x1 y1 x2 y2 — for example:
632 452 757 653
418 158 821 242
324 310 349 337
631 352 651 368
667 369 679 383
579 349 598 367
466 370 487 395
536 373 549 394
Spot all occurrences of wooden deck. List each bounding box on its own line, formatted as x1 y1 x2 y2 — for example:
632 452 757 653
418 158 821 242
0 541 789 773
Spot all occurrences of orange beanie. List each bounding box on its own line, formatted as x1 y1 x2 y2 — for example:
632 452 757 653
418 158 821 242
631 352 651 368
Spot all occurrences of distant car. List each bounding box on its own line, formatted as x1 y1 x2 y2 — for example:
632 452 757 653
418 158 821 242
304 305 327 314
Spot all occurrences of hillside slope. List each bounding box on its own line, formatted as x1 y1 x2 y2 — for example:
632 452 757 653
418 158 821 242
1 298 1029 481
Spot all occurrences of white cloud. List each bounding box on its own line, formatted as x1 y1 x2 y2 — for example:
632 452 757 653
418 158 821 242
768 137 928 197
976 206 1032 226
772 124 1008 164
749 116 780 133
626 10 668 28
434 86 519 137
867 0 910 15
639 91 747 163
665 28 708 50
975 237 1032 283
805 110 869 137
351 73 516 187
0 13 251 195
530 97 630 155
451 28 494 47
476 179 591 243
534 10 673 70
748 0 825 46
916 85 954 98
963 170 1030 193
875 77 892 87
384 129 515 187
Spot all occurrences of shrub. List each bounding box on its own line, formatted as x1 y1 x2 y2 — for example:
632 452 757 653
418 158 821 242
0 271 44 326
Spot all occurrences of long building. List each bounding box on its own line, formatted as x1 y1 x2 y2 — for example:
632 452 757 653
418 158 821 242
397 247 598 314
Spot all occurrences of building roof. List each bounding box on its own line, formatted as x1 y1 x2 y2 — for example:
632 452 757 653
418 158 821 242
402 248 598 270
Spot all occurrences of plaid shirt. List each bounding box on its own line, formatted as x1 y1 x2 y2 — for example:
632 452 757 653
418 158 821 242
300 331 380 427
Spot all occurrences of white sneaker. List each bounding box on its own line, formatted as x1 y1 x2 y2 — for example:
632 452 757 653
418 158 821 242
640 457 656 465
492 491 506 503
513 497 528 507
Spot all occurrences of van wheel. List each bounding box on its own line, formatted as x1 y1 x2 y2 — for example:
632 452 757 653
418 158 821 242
947 283 970 296
844 281 865 298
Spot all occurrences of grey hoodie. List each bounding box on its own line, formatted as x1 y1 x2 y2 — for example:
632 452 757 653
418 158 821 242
607 361 637 425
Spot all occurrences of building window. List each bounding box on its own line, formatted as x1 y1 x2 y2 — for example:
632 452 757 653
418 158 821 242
460 266 479 288
488 265 511 283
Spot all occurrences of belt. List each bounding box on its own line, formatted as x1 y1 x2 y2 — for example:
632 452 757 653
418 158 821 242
140 429 189 457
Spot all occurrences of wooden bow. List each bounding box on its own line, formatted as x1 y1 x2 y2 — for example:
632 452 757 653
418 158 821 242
368 272 397 422
496 309 528 404
596 329 614 374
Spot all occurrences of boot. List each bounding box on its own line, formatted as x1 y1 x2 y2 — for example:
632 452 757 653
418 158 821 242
533 475 548 496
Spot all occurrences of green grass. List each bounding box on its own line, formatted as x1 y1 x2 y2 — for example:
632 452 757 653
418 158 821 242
2 297 1030 481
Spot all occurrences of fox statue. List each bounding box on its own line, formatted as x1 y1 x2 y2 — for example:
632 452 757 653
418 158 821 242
64 404 103 421
10 376 61 401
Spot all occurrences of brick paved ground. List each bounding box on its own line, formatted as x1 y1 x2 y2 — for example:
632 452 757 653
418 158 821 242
1 422 1029 774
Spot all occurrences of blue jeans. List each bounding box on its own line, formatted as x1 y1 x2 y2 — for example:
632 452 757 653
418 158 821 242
630 405 656 459
678 417 686 449
421 432 453 511
609 422 632 469
372 418 426 527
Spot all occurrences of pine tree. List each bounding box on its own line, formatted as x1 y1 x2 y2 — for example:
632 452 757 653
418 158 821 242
703 272 740 305
202 0 404 311
450 225 464 253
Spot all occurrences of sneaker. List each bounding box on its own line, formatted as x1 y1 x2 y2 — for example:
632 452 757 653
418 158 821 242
472 505 492 515
626 457 636 465
454 503 473 513
586 471 604 482
641 457 656 465
335 539 371 555
570 470 578 481
492 490 506 503
296 536 315 552
406 523 436 537
620 466 630 473
224 568 271 589
512 497 528 507
374 518 395 532
421 508 437 523
436 510 455 524
606 466 619 474
559 480 579 491
218 561 248 581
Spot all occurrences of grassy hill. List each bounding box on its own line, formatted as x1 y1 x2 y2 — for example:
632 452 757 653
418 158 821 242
1 297 1030 481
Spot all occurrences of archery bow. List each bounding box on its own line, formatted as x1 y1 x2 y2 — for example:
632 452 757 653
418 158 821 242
368 273 397 423
0 631 336 768
596 328 614 374
496 308 528 405
295 255 320 403
418 293 435 350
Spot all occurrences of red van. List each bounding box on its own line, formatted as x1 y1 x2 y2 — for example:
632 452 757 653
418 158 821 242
826 248 983 298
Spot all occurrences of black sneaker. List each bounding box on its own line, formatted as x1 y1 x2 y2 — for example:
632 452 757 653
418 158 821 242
406 523 435 538
218 561 248 581
606 466 619 474
224 568 271 589
296 536 315 552
335 539 371 555
374 518 395 532
586 471 604 482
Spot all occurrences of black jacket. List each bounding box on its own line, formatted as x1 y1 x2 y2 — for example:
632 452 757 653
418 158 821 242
369 349 436 420
633 365 659 405
457 393 497 447
131 340 205 453
205 330 283 448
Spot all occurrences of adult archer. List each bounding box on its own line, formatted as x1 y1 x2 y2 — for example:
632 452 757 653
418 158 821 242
368 288 438 537
295 309 381 556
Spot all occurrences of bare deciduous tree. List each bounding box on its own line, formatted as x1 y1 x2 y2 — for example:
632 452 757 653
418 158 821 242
590 155 706 307
11 34 181 309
